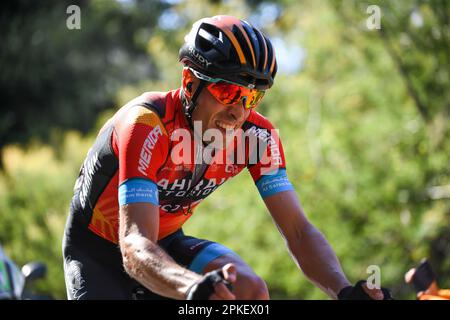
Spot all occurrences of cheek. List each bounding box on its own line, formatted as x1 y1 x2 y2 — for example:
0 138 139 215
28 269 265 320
202 96 224 119
237 109 251 126
194 95 218 126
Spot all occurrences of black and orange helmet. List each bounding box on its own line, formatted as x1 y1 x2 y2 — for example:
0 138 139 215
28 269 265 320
179 15 277 91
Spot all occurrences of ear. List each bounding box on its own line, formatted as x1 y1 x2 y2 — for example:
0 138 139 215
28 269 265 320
186 81 193 93
182 67 195 97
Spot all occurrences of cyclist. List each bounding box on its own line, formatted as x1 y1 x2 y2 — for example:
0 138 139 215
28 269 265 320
63 15 391 300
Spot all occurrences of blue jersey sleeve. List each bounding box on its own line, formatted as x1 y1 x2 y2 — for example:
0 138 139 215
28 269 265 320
255 169 294 198
118 178 159 206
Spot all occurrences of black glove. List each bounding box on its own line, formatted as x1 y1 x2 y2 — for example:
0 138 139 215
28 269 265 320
186 269 233 300
410 259 436 293
338 280 393 300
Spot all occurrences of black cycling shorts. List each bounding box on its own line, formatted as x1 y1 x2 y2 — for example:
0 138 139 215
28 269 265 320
62 214 236 300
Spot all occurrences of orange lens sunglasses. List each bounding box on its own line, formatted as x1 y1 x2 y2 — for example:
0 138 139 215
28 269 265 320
183 67 265 109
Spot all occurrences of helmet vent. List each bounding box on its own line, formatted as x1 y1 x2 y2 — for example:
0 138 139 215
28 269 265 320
233 25 254 67
197 24 221 53
253 29 267 72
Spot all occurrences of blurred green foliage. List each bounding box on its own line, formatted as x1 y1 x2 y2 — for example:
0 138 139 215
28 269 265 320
0 0 448 299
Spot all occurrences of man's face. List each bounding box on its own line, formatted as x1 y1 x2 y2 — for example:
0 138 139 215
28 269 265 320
190 79 251 148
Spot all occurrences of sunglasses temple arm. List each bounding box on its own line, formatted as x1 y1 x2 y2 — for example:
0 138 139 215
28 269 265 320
242 96 248 109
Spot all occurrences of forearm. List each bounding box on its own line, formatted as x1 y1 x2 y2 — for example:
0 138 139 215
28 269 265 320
121 233 201 299
287 223 350 299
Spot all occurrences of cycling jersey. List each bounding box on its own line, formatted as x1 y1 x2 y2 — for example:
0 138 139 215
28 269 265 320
69 89 292 243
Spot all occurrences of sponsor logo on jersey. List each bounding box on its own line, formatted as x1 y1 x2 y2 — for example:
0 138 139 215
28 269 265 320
138 125 163 175
157 177 228 212
247 126 282 166
78 150 99 209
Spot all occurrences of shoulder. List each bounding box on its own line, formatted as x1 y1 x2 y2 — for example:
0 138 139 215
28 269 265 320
137 91 172 120
115 89 182 131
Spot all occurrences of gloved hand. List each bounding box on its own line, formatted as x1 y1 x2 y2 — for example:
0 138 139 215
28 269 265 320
186 268 234 300
405 259 450 300
338 280 393 300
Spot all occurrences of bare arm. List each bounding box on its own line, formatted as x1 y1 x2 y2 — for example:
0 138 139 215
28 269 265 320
264 190 351 299
119 203 202 299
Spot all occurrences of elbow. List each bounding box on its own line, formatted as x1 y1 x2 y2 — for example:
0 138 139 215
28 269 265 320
292 220 314 242
285 221 318 253
120 234 146 280
121 245 135 277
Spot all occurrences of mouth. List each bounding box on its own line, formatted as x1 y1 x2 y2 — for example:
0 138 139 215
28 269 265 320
215 120 237 132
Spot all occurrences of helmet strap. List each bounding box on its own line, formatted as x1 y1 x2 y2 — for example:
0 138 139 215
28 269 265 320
183 80 206 129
